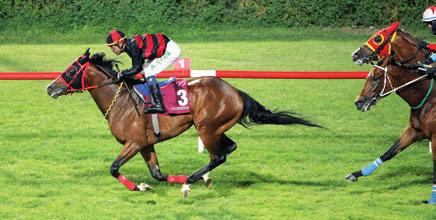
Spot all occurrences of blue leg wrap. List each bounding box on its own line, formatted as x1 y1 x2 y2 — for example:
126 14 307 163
427 185 436 204
361 158 384 176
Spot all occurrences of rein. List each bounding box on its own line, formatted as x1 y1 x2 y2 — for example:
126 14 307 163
104 82 125 119
374 65 434 109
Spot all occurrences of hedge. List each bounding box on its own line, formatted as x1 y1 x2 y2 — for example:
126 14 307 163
0 0 432 31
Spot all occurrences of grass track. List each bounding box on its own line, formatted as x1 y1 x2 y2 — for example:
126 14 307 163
0 28 436 219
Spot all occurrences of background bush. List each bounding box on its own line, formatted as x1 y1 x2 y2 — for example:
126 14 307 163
0 0 432 32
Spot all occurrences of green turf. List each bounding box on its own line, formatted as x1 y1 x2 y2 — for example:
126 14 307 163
1 28 436 219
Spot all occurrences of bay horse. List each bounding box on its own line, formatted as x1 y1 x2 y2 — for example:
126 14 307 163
348 22 436 204
46 49 320 197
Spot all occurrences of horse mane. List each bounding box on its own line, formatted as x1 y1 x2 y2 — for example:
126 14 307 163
397 29 421 45
397 29 432 63
89 52 121 78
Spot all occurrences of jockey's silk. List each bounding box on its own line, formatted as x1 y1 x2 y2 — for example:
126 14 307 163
121 33 178 78
133 33 169 60
428 43 436 52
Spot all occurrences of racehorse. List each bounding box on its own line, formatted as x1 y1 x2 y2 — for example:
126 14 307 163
348 22 436 203
46 49 320 197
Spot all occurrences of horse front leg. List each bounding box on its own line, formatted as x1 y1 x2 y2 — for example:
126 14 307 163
346 126 422 182
140 146 188 184
110 140 143 191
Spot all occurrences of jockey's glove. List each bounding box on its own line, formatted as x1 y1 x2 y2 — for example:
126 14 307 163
425 54 436 64
118 71 127 80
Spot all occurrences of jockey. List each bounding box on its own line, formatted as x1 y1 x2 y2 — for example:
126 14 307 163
422 6 436 77
106 29 181 114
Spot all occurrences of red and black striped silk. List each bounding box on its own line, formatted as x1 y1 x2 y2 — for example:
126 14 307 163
134 33 169 60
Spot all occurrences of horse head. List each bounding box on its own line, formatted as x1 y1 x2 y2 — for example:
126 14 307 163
352 22 424 65
355 57 430 112
354 59 393 111
47 49 119 99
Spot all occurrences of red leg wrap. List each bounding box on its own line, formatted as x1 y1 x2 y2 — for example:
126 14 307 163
117 174 137 190
167 175 188 183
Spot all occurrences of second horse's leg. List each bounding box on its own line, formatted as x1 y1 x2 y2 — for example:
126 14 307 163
425 136 436 204
346 126 422 182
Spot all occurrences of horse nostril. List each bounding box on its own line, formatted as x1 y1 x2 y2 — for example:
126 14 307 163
354 101 360 106
352 54 360 61
46 84 56 95
354 97 364 107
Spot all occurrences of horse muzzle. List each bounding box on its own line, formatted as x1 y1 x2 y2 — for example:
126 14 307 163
352 54 364 65
351 48 373 65
354 96 378 112
46 84 67 99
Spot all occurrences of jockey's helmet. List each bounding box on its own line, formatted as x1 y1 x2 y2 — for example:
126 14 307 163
423 6 436 22
106 30 126 46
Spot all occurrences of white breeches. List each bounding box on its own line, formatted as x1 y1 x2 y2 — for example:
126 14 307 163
141 40 181 77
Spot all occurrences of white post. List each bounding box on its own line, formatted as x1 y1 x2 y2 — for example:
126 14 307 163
430 141 432 153
198 137 205 153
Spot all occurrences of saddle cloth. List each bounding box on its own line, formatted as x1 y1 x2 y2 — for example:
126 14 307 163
133 77 191 115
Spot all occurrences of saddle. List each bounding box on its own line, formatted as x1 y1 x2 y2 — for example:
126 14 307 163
133 77 190 115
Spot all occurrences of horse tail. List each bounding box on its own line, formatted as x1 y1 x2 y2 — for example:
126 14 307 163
237 90 322 128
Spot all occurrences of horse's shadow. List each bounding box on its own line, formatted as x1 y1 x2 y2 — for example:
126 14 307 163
221 171 339 188
346 164 431 196
378 164 431 189
133 169 346 196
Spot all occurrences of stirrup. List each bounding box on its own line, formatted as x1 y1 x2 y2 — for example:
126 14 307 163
145 105 166 114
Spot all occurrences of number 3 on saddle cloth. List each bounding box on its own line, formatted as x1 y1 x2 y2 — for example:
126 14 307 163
133 77 191 115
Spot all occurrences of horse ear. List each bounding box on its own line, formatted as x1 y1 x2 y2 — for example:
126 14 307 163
78 48 91 64
388 21 400 33
84 48 91 58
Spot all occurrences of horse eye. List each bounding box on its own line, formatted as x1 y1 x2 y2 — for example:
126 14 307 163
374 35 383 44
66 68 75 76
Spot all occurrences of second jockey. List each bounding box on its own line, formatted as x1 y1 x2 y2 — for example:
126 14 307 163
106 29 181 114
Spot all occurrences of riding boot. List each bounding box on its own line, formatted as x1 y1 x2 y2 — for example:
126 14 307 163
145 76 166 114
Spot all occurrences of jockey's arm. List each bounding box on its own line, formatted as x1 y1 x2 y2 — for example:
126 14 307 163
121 41 144 77
421 42 436 64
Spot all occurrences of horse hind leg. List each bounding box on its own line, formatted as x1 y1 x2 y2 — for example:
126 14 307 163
186 139 226 185
197 134 237 189
187 133 236 184
220 134 237 156
180 133 228 197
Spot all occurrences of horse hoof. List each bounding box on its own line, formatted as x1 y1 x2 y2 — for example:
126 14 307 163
202 172 212 189
204 178 213 189
423 200 436 204
345 174 358 182
138 183 153 192
181 184 190 198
